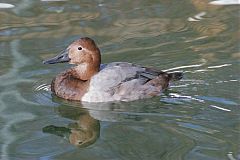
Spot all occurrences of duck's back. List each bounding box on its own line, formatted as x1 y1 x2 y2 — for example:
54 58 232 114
81 62 175 102
88 62 145 90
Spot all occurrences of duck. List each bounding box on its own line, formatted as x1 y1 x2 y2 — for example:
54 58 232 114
43 37 183 102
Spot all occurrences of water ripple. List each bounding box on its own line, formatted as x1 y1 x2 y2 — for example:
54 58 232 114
210 0 240 5
0 3 15 9
33 81 57 106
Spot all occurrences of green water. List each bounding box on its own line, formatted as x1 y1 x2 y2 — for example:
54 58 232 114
0 0 239 160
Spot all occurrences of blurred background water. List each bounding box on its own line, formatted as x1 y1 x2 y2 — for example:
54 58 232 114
0 0 239 160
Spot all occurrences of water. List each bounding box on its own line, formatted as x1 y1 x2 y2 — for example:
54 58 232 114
0 0 239 159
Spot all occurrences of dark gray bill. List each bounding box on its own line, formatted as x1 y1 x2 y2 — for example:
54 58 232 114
43 49 70 64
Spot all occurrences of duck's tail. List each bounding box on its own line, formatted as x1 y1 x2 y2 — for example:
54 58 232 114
145 71 183 90
142 71 183 97
168 72 183 81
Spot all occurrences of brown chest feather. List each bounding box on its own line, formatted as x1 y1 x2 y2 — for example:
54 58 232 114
51 71 89 101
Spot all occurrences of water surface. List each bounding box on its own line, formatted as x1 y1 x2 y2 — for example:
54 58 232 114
0 0 239 160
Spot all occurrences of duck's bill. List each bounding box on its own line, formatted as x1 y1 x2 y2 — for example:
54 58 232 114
43 49 70 64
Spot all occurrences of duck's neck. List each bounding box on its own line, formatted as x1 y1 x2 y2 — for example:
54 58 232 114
71 63 100 81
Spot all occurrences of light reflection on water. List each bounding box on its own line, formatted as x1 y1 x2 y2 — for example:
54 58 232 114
0 0 239 160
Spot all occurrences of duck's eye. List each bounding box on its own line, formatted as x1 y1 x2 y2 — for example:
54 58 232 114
78 47 82 50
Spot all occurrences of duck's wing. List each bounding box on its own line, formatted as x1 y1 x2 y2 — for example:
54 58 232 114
94 62 162 87
137 67 165 81
91 62 145 90
105 62 167 81
92 62 183 91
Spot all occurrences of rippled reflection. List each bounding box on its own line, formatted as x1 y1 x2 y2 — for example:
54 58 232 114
43 105 100 147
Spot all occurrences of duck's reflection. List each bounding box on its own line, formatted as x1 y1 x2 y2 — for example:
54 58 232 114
41 93 183 147
42 105 100 147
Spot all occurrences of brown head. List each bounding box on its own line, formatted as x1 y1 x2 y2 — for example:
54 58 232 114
43 37 101 80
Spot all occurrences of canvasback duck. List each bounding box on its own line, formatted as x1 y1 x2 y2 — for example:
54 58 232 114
43 37 183 102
